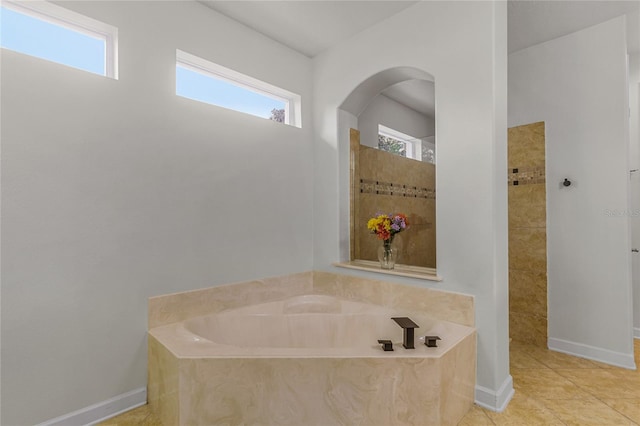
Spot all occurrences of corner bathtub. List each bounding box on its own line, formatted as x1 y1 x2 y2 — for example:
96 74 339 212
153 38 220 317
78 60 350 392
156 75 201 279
148 294 476 425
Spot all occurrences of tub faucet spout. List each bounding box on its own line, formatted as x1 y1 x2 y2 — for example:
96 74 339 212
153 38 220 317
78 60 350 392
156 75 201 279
391 317 419 349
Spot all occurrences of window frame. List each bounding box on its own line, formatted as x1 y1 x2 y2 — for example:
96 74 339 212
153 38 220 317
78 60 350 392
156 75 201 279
176 49 302 128
1 0 118 79
378 124 422 161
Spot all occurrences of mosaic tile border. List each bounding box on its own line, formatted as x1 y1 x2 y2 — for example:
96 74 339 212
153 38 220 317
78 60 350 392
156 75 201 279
360 178 435 199
508 166 545 186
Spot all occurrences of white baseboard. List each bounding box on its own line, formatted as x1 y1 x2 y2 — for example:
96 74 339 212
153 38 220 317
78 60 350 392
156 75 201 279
36 387 147 426
475 375 514 412
548 337 637 370
634 327 640 339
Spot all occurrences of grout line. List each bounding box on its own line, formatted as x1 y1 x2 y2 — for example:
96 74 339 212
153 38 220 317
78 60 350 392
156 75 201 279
485 408 497 425
477 403 497 425
546 361 640 424
501 342 640 425
592 396 640 425
538 400 570 426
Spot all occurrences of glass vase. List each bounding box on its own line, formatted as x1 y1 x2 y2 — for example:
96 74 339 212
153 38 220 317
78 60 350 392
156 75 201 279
377 240 398 269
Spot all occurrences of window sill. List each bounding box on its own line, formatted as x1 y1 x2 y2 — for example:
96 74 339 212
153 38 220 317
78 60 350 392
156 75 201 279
333 260 442 282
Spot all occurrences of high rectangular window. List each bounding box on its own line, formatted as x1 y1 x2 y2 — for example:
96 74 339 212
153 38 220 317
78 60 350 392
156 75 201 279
0 1 118 78
176 50 301 128
378 125 422 161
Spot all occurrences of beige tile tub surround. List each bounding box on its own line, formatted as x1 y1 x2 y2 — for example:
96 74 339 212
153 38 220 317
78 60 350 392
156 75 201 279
311 271 474 327
108 340 640 425
147 335 179 425
148 271 476 425
148 271 475 329
148 271 314 328
170 339 476 426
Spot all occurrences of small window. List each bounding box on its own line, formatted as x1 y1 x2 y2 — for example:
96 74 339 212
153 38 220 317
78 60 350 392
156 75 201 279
378 125 422 161
0 1 118 78
176 50 301 128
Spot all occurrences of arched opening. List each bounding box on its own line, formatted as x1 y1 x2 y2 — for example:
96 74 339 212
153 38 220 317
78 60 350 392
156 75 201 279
338 67 437 274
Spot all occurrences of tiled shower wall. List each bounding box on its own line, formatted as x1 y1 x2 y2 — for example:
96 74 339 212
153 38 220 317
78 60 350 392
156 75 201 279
352 130 436 268
508 122 548 346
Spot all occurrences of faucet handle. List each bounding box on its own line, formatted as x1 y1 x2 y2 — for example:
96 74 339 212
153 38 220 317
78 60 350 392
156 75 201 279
423 336 441 347
377 339 394 351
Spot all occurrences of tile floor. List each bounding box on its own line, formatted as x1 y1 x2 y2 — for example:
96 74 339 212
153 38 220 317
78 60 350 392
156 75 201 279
459 339 640 425
100 340 640 425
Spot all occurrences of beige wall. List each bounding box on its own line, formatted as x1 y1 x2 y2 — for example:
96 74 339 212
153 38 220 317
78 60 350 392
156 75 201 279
508 122 547 346
353 138 436 268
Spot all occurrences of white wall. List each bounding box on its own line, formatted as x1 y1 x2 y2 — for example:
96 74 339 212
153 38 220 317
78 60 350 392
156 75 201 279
0 1 314 424
313 1 512 410
358 93 435 148
509 16 635 366
630 51 640 338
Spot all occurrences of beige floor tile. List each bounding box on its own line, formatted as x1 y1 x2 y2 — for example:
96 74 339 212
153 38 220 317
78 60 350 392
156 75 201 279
588 358 632 370
97 404 161 426
522 345 603 369
484 392 564 425
457 404 495 425
601 399 640 424
509 339 537 349
511 368 594 400
555 368 640 399
510 348 548 370
541 398 637 425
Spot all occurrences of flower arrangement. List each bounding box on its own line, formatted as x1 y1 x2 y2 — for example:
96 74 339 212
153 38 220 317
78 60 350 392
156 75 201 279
367 213 409 242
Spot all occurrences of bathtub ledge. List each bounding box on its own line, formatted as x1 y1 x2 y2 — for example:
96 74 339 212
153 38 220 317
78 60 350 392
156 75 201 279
333 260 442 281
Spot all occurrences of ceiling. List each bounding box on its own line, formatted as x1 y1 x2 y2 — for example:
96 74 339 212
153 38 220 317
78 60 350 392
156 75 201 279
508 0 639 54
199 0 639 118
200 0 639 57
382 80 435 117
199 1 419 58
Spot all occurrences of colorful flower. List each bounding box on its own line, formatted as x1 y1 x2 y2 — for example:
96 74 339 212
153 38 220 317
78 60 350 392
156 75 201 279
367 213 409 241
